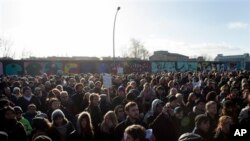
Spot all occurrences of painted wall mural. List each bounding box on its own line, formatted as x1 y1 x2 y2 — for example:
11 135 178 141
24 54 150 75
151 62 176 73
3 61 24 75
0 60 248 75
63 62 80 74
44 62 62 75
24 62 43 76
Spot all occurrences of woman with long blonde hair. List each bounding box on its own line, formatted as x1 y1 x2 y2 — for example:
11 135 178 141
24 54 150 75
214 116 233 141
97 111 118 141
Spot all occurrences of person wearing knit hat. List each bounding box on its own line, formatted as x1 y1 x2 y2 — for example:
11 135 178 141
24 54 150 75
48 109 74 141
33 135 52 141
178 133 203 141
192 114 211 141
14 106 33 136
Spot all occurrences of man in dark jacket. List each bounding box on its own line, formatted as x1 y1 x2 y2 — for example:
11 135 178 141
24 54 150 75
150 103 178 141
17 86 41 112
114 102 147 141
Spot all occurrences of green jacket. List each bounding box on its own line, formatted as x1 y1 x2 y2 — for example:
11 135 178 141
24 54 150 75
18 116 33 135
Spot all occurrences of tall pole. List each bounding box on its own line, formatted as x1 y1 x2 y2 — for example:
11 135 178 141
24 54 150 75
113 6 120 73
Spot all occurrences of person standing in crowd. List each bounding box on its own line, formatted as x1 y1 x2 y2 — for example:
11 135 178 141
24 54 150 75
85 93 103 132
238 91 250 126
114 105 126 123
48 109 74 141
17 86 41 112
114 102 148 141
143 99 164 125
192 114 211 141
205 101 219 135
97 111 118 141
213 116 233 141
64 77 76 96
67 111 95 141
150 102 178 141
112 86 126 109
123 124 148 141
14 106 33 136
0 106 27 141
71 83 86 115
30 117 51 141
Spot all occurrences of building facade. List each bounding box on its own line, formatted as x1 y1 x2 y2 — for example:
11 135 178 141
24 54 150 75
149 51 189 61
214 53 250 69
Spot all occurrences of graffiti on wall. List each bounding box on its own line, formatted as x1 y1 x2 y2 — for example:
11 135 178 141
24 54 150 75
44 62 62 75
3 61 23 75
96 62 111 73
151 62 176 73
24 62 43 76
123 61 151 73
176 62 197 72
246 62 250 71
63 62 80 74
80 62 96 73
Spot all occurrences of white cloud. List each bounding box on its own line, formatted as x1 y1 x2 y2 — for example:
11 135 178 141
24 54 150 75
228 22 248 29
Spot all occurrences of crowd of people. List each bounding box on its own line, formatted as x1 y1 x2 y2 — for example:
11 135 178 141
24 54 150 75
0 70 249 141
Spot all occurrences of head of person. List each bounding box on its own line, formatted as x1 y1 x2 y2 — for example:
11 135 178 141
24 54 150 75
178 133 203 141
205 101 217 116
151 99 164 115
49 98 61 110
51 109 67 126
75 83 84 93
68 77 76 87
124 124 146 141
169 95 178 108
27 104 37 114
118 86 126 97
32 135 52 141
13 87 21 95
60 91 69 103
114 105 125 121
216 116 233 134
162 102 174 116
125 102 140 120
195 114 210 133
23 86 32 97
56 85 63 92
2 106 16 121
76 111 94 135
32 117 51 131
101 111 118 130
89 93 100 107
195 99 206 112
174 106 184 119
34 87 42 97
14 106 23 120
95 81 102 89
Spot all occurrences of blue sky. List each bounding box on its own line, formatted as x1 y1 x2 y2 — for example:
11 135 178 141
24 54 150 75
0 0 249 59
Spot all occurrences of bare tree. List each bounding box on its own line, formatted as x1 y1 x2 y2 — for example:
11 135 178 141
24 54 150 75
0 37 15 59
21 47 33 59
128 38 150 60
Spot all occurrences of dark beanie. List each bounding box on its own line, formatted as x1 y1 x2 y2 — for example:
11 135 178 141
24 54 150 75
51 109 65 121
33 135 52 141
195 114 209 127
178 132 203 141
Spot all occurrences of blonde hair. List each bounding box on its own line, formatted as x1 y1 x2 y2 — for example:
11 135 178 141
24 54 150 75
215 116 232 132
100 111 118 133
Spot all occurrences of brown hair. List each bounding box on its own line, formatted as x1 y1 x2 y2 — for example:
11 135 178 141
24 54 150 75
125 102 137 112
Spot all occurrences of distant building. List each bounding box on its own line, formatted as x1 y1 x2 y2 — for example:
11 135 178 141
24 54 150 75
149 51 189 61
214 53 250 69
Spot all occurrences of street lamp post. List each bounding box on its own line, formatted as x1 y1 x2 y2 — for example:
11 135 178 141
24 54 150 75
113 6 121 73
